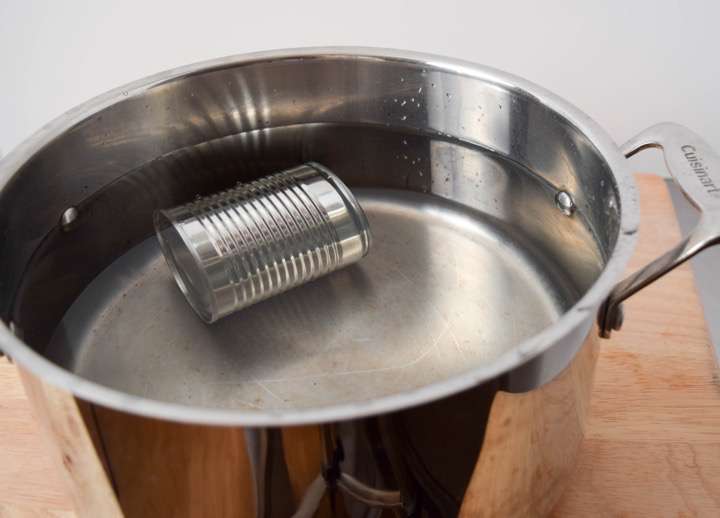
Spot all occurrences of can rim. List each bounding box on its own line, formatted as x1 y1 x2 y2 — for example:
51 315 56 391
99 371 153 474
153 209 218 324
308 162 373 258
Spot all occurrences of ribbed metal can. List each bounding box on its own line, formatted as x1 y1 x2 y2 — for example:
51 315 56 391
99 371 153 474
154 163 371 322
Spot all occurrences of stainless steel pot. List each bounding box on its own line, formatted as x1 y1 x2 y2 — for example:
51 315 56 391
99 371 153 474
1 48 718 517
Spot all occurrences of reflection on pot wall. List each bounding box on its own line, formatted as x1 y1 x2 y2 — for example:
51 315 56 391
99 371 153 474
23 332 597 517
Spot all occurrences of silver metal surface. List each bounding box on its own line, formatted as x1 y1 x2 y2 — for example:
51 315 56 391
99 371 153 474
337 473 403 508
669 180 720 359
0 48 639 425
554 190 576 216
599 123 720 337
60 207 79 229
47 188 567 410
244 428 269 518
291 474 326 518
155 163 370 322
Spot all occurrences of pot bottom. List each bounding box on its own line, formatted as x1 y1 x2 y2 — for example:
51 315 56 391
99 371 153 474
47 187 570 412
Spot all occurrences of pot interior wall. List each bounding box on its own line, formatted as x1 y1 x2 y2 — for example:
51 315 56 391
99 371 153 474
0 55 620 410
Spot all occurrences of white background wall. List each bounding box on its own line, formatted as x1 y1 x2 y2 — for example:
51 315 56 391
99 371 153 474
1 0 719 175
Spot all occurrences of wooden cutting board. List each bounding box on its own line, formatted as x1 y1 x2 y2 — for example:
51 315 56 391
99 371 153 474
1 174 718 517
551 174 720 517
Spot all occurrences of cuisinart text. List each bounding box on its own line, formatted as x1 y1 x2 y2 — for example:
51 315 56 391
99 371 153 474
681 144 720 195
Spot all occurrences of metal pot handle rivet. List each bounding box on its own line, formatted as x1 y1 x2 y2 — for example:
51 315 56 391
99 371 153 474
598 123 720 338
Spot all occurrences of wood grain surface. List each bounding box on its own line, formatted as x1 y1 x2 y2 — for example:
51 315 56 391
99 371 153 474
15 370 122 518
0 362 74 518
550 175 720 517
1 174 719 517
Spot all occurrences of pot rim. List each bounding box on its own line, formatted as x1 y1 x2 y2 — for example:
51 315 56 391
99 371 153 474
0 47 639 426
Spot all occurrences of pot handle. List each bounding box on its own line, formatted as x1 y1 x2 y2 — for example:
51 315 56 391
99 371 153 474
598 122 720 338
